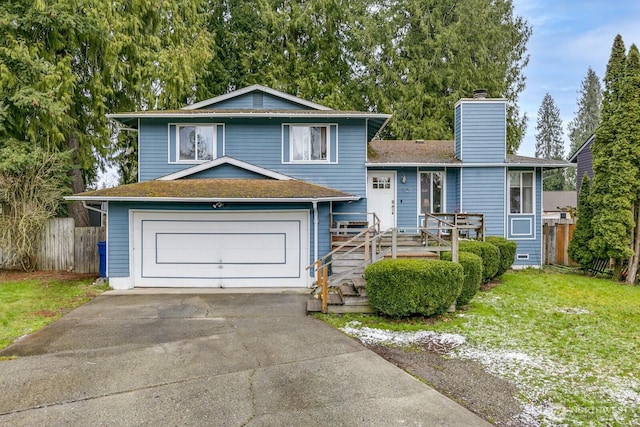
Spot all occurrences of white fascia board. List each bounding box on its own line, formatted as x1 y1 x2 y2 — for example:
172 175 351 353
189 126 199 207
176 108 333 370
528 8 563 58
180 84 332 111
454 98 507 108
106 111 391 120
157 156 294 181
65 196 360 203
365 162 573 168
366 162 461 168
567 134 595 163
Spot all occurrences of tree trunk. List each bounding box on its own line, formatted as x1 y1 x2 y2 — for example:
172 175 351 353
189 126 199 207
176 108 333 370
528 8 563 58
627 202 640 284
66 134 90 227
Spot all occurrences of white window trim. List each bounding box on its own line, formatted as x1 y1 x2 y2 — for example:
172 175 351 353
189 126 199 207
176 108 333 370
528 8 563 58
417 171 446 215
283 123 335 164
508 170 535 215
170 123 221 164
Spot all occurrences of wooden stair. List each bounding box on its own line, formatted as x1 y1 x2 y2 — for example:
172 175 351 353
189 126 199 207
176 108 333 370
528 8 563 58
306 277 375 314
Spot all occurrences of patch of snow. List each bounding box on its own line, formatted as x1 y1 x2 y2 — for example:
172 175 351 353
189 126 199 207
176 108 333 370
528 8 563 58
554 307 590 315
340 321 466 350
340 321 639 426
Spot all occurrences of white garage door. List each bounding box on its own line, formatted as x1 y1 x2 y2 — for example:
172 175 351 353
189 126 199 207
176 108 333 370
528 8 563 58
132 210 310 287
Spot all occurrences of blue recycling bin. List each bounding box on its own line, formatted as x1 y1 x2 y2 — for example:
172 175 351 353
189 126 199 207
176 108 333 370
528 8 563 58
97 241 106 277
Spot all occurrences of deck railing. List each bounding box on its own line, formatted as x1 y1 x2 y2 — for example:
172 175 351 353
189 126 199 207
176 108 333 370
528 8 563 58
308 212 483 313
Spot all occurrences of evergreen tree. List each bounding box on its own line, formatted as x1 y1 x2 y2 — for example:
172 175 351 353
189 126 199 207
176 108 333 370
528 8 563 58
0 0 215 219
590 35 634 275
618 44 640 283
365 0 531 152
568 175 595 268
566 67 602 190
535 93 565 190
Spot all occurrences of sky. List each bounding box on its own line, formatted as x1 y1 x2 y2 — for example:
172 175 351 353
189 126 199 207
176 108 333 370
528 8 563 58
512 0 640 157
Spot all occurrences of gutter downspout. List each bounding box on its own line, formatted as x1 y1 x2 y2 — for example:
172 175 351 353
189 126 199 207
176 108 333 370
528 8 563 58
313 201 319 277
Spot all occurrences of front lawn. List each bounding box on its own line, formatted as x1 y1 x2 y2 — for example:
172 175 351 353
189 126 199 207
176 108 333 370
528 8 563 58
0 271 109 351
322 269 640 426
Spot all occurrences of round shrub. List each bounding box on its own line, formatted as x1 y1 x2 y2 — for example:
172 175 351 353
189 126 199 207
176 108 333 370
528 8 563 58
441 251 483 306
459 240 500 283
365 259 463 317
485 236 517 277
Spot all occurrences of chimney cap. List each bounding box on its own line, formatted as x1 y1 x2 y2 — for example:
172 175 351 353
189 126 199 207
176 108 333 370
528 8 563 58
473 89 488 99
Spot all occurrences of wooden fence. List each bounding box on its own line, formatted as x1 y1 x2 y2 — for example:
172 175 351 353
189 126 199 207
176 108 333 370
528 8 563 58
1 218 104 274
543 218 576 266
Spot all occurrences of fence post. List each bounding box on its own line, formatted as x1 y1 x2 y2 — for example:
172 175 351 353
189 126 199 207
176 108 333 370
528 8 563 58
452 226 459 263
392 227 397 259
364 228 370 262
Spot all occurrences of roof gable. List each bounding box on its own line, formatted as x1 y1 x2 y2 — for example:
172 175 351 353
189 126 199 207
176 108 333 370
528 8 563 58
181 84 332 111
568 134 594 163
157 157 293 181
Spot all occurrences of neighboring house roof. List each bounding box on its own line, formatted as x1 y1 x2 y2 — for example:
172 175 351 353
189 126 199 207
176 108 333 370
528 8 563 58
181 84 332 111
157 157 294 181
543 191 578 212
506 155 572 168
366 140 573 168
568 134 594 163
367 140 460 165
66 179 358 203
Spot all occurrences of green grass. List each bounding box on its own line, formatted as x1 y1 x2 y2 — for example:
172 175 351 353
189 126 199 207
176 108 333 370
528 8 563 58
0 277 109 350
322 269 640 426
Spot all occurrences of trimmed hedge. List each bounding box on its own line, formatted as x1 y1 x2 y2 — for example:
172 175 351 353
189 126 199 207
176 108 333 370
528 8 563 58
441 251 483 306
365 259 463 317
485 236 517 277
459 240 500 283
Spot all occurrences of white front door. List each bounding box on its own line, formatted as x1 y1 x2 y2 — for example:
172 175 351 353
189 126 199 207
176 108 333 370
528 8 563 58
367 171 396 230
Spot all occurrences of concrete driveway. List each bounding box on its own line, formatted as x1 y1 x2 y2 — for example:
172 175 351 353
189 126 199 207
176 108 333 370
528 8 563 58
0 290 490 426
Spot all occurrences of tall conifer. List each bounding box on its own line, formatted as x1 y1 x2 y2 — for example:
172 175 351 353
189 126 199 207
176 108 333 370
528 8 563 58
535 93 565 190
568 175 595 268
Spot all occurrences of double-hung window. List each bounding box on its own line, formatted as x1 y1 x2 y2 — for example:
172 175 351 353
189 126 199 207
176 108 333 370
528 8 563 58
509 171 534 214
178 125 215 161
420 172 444 214
290 125 328 161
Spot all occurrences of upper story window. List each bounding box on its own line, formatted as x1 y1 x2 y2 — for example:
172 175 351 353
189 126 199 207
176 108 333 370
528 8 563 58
420 172 444 214
290 125 328 161
509 171 534 214
178 125 215 161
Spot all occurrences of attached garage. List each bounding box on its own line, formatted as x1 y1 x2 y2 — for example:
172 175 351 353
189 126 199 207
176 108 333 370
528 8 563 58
132 210 309 288
67 171 359 290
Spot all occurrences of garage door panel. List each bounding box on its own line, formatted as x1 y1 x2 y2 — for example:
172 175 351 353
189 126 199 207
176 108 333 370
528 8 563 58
154 233 287 264
132 211 309 287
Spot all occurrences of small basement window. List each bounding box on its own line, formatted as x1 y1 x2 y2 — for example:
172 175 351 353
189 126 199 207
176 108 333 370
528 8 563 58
516 254 530 260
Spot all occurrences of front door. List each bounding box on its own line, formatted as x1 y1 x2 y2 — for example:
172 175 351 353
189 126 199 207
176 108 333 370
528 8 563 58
367 171 396 230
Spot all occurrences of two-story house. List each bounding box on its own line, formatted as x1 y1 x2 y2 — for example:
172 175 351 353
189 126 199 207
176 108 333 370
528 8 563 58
68 85 568 289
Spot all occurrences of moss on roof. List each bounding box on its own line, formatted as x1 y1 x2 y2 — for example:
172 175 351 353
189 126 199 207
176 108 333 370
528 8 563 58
75 179 355 200
367 140 459 164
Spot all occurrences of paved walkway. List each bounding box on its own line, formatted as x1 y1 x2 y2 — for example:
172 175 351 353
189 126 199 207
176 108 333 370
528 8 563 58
0 291 491 426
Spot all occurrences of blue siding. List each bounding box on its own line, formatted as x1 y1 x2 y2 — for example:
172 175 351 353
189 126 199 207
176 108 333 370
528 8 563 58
188 164 269 179
460 168 505 237
510 169 543 267
455 104 462 159
202 93 307 110
106 202 325 278
396 167 418 230
138 117 367 196
457 101 506 163
446 168 460 213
